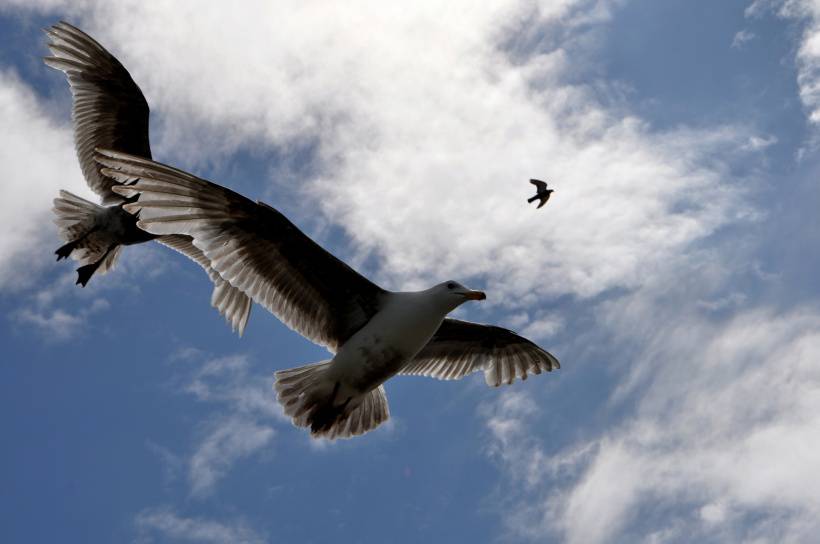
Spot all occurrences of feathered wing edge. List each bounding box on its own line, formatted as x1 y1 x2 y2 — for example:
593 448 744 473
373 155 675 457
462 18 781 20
44 21 152 205
400 318 560 386
95 147 386 351
156 235 252 336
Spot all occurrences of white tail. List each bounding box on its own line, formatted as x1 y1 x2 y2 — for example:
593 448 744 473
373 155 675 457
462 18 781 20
274 361 390 440
53 190 100 242
52 190 122 275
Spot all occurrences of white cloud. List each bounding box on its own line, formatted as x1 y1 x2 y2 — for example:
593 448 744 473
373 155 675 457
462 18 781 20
741 134 777 151
0 70 92 290
699 502 728 524
731 29 756 49
481 391 546 487
135 507 266 544
790 1 820 124
521 313 564 341
480 390 597 540
745 0 820 125
184 355 284 422
189 416 274 497
0 1 751 314
484 301 820 543
178 354 283 497
745 0 779 17
8 243 170 341
308 35 748 303
13 295 108 340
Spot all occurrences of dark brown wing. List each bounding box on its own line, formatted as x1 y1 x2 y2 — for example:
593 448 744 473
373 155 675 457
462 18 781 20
97 149 387 351
530 178 548 192
400 318 560 386
44 21 151 205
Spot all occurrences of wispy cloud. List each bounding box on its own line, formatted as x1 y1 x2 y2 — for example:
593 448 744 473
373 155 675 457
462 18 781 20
731 29 756 49
135 507 266 544
176 354 283 497
747 0 820 125
741 134 778 151
189 417 274 497
481 391 549 488
8 243 170 341
484 295 820 542
13 296 109 340
568 310 820 543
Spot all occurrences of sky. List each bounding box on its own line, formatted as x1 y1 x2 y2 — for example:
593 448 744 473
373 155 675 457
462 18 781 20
1 1 820 542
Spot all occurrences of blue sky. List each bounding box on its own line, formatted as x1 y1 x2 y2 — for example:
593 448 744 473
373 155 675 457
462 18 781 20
2 1 820 543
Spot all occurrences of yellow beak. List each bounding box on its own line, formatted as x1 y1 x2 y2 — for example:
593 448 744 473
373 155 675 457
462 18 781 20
463 291 487 301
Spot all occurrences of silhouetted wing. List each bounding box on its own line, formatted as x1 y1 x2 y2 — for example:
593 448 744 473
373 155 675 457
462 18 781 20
44 21 151 205
98 150 388 351
530 178 548 192
156 235 253 336
536 196 549 209
400 318 560 386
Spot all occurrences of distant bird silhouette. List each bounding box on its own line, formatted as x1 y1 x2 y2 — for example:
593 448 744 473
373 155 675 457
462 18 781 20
527 179 554 209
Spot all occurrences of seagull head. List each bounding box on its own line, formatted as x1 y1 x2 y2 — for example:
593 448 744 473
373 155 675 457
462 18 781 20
433 280 486 311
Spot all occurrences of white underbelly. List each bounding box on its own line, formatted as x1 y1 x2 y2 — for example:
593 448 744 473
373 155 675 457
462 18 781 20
328 297 445 392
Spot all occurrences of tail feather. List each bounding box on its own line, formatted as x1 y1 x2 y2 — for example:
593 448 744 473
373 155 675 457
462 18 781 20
52 190 122 281
325 386 389 440
274 360 334 428
274 361 390 440
52 190 101 242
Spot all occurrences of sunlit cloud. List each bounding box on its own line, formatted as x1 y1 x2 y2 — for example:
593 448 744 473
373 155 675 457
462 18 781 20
0 70 91 290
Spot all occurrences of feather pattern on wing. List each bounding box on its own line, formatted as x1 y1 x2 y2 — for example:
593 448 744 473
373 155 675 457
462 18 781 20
97 149 387 351
400 318 560 386
44 21 151 204
45 23 253 335
156 235 252 336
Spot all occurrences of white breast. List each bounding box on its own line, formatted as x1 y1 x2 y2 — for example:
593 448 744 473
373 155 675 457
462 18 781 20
328 292 448 392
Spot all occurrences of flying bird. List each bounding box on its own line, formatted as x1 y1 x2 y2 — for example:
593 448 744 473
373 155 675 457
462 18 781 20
43 22 252 334
96 149 561 440
527 178 554 209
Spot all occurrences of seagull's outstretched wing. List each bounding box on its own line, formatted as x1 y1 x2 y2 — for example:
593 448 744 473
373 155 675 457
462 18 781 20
400 318 560 386
530 179 548 192
97 149 388 351
44 22 151 205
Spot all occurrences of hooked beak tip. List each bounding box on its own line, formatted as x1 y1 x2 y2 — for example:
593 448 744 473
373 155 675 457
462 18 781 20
464 291 486 301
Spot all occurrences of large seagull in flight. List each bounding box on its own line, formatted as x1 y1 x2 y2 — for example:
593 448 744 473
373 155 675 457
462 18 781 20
96 150 561 440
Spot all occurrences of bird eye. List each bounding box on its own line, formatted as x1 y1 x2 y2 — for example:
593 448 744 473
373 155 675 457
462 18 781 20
447 282 455 290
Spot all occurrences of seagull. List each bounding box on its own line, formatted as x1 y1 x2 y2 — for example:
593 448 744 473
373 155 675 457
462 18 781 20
43 22 252 334
95 149 561 440
527 178 554 209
